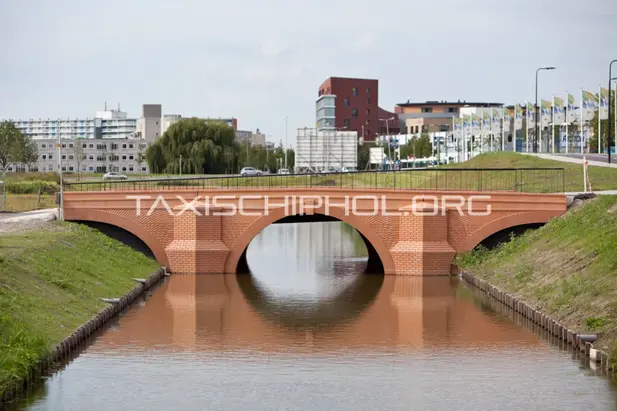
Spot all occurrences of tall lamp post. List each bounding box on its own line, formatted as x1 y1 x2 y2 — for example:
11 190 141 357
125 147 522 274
608 60 617 164
535 66 556 153
285 116 288 169
380 117 395 168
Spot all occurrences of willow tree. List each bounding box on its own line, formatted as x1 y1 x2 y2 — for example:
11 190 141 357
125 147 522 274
146 118 237 174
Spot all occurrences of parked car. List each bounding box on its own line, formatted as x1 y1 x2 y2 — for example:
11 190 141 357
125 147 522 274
240 167 262 176
103 172 128 180
278 168 290 175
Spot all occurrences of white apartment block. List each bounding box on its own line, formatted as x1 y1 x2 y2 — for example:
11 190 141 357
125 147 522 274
3 104 165 174
3 104 243 174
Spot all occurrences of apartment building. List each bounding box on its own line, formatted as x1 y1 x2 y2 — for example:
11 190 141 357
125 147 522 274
3 104 241 174
395 100 502 134
317 77 399 141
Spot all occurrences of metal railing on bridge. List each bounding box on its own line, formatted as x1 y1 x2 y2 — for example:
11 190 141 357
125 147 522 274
63 168 566 194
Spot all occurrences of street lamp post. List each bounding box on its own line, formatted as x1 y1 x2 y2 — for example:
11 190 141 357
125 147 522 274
535 66 556 153
380 117 395 168
608 60 617 164
285 116 288 169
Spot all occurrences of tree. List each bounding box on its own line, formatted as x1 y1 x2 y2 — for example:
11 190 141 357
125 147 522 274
0 121 37 172
0 121 38 210
73 141 85 180
146 118 236 174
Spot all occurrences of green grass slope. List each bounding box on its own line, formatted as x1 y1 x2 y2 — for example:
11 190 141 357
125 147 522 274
0 222 159 396
456 194 617 366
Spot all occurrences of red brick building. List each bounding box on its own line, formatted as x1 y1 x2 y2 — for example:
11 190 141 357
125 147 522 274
317 77 399 142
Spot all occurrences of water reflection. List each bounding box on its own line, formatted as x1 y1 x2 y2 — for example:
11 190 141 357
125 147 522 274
16 221 617 411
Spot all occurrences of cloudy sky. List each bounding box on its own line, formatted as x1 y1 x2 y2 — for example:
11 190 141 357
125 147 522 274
1 0 616 145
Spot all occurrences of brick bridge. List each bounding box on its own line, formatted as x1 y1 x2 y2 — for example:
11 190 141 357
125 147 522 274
61 182 566 276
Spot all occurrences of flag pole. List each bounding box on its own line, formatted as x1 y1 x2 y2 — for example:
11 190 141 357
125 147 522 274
581 89 584 154
525 102 529 152
598 85 602 154
551 95 555 153
502 107 505 151
565 92 569 154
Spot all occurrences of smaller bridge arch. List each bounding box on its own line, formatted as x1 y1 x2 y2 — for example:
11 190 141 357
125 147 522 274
64 208 169 266
458 211 558 252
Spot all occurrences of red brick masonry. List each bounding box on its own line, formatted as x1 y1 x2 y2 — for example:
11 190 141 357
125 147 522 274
62 188 566 276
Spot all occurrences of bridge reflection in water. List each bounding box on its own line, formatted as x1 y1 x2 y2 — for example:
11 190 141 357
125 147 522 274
88 273 542 354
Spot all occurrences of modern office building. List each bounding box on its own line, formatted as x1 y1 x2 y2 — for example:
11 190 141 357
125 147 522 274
317 77 399 142
395 100 503 134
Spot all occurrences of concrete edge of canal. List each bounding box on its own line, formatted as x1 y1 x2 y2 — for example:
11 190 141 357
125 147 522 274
0 266 169 407
457 269 614 375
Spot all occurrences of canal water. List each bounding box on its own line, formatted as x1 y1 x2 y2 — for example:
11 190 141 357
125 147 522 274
14 222 617 410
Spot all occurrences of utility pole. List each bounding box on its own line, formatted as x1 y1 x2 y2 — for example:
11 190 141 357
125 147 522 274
57 131 64 221
285 116 288 169
608 60 617 164
535 66 556 153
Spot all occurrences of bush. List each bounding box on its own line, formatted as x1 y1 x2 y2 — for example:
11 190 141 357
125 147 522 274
4 181 58 195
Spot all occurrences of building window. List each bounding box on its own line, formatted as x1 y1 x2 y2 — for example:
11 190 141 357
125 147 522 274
69 155 74 160
367 98 371 105
352 88 357 97
88 155 94 160
62 155 66 160
122 155 127 160
366 88 370 94
89 144 94 148
439 125 449 132
82 144 87 148
365 109 371 116
421 107 433 113
48 154 53 160
129 144 134 149
129 155 134 160
352 109 358 117
122 144 127 149
344 118 350 128
69 143 74 148
344 98 349 106
415 126 419 133
129 167 134 172
446 107 458 113
141 167 147 172
111 144 118 150
61 144 66 148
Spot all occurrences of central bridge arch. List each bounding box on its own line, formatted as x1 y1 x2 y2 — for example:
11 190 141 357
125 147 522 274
224 205 396 275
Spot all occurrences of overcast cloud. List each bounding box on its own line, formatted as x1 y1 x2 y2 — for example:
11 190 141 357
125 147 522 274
1 0 616 145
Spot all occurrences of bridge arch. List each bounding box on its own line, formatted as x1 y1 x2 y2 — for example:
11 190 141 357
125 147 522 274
65 209 169 266
458 211 557 252
224 205 396 275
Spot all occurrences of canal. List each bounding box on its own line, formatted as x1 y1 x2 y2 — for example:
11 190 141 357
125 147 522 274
13 221 617 410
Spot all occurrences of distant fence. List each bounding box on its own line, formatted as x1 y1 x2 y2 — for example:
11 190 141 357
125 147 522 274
63 168 566 194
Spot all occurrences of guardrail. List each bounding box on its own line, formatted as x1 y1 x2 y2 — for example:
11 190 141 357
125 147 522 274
63 168 566 193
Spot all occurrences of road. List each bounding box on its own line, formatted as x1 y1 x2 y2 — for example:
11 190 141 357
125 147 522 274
521 152 617 168
0 208 57 222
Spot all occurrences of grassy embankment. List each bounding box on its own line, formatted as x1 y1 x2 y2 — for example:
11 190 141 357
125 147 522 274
0 222 160 397
456 194 617 367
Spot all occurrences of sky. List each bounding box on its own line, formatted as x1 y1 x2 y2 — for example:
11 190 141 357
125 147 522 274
1 0 616 147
